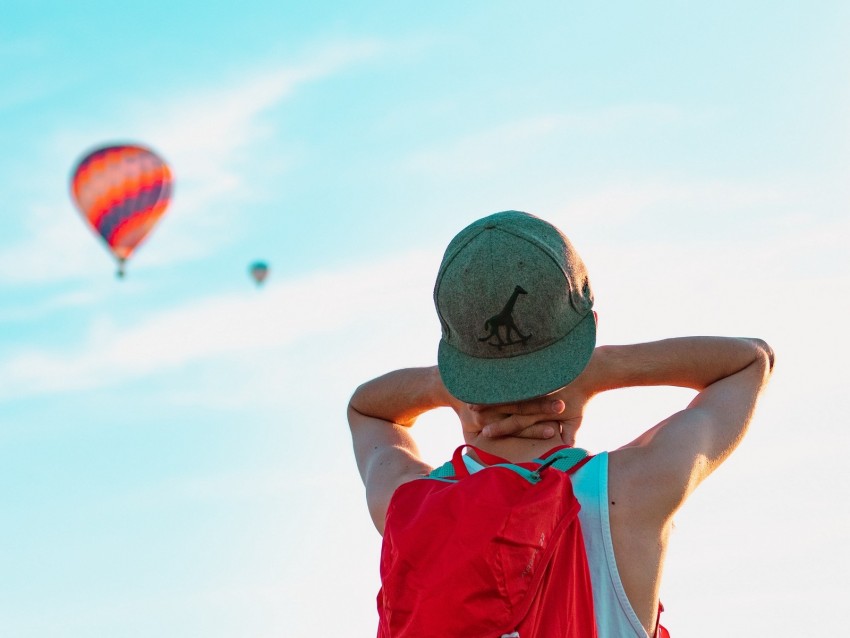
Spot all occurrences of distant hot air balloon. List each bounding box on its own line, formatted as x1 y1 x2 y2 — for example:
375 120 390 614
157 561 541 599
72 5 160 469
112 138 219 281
249 261 269 286
70 143 173 277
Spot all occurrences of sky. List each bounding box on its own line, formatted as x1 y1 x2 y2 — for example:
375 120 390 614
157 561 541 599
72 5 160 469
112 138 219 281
1 1 848 636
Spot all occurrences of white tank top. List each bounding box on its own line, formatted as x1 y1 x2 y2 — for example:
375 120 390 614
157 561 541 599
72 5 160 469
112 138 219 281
571 453 650 637
463 451 649 637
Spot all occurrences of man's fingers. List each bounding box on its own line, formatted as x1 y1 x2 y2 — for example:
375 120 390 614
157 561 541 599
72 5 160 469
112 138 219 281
482 413 557 438
547 399 565 415
473 398 565 417
513 421 560 440
481 414 523 438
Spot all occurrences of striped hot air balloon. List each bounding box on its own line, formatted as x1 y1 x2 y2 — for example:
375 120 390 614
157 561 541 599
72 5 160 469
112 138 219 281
70 144 173 277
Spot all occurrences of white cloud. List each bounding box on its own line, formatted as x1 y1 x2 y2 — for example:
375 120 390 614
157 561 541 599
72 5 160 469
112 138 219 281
0 248 439 402
0 39 384 286
132 40 384 218
0 200 111 285
0 37 56 111
550 178 786 227
3 185 847 405
0 287 101 322
405 115 562 175
404 104 684 176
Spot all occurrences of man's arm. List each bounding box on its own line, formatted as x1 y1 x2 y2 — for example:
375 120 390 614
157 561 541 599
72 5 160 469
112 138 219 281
600 337 775 519
476 336 774 517
348 367 448 534
348 366 565 534
566 337 774 520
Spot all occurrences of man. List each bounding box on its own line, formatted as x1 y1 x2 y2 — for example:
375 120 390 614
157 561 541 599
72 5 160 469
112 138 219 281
348 211 773 637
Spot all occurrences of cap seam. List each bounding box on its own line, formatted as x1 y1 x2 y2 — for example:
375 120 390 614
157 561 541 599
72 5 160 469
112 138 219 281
433 225 487 335
492 226 571 282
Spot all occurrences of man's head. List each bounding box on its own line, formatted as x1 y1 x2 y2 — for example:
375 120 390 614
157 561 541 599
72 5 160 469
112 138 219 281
434 211 595 405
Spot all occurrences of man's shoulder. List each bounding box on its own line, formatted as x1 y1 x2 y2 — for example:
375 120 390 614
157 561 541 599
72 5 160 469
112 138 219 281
606 437 698 525
607 445 659 486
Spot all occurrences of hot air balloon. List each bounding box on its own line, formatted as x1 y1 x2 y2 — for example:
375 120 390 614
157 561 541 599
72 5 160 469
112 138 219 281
70 143 173 277
249 261 269 286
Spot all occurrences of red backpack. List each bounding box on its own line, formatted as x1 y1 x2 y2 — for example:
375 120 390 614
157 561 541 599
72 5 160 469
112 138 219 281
377 445 597 638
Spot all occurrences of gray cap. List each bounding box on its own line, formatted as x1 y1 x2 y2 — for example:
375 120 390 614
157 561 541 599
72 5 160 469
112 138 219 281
434 210 595 404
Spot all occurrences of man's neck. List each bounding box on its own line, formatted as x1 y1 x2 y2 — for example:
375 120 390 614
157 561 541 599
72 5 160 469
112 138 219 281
463 428 579 464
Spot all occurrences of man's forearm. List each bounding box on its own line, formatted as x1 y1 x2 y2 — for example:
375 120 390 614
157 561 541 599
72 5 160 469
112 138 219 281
583 337 774 395
349 366 454 427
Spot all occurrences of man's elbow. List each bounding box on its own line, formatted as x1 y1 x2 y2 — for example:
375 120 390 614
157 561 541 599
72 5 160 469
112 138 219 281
348 382 370 417
347 387 369 432
749 338 775 378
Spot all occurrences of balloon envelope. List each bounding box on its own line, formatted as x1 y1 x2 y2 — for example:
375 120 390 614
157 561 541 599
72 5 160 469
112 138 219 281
70 144 173 276
249 261 269 285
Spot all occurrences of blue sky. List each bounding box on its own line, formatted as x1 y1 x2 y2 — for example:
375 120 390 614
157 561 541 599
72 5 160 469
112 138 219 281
1 2 848 636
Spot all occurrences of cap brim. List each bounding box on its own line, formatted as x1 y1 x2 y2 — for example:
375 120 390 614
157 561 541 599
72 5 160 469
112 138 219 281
438 310 596 405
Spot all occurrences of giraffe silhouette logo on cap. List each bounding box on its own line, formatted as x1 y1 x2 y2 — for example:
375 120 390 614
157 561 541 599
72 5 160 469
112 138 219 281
478 285 532 350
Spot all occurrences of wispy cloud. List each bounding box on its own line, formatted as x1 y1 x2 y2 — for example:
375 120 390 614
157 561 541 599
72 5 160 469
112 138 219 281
404 104 684 176
0 248 438 402
0 36 50 107
131 39 385 219
550 177 787 227
0 201 112 285
4 199 847 406
0 286 104 323
0 39 384 286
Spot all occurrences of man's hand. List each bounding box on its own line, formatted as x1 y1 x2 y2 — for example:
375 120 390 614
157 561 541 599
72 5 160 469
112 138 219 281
454 398 569 439
455 356 597 440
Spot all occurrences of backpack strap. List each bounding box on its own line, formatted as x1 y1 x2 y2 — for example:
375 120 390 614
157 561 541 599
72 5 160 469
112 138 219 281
449 444 514 477
534 446 592 474
655 602 671 637
427 461 458 479
448 445 548 484
447 444 593 480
